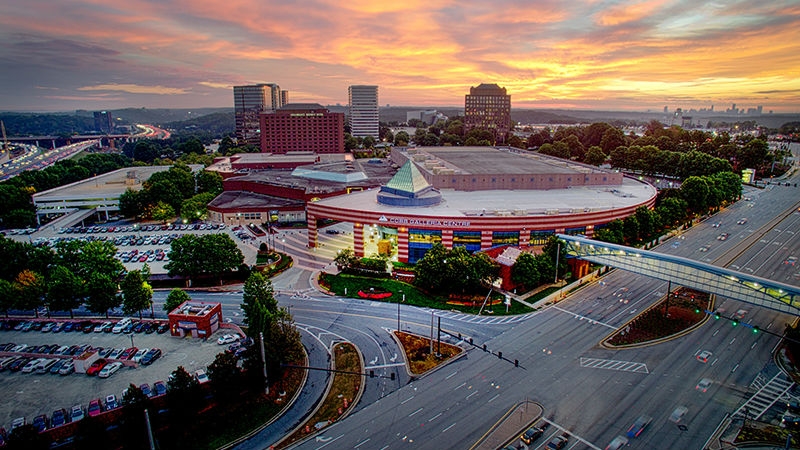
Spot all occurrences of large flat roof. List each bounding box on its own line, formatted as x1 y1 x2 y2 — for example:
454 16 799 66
312 176 655 218
32 166 183 201
408 147 606 176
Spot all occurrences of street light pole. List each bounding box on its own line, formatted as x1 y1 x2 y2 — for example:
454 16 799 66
397 292 404 331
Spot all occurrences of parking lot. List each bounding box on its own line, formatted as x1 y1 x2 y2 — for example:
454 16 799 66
0 321 231 431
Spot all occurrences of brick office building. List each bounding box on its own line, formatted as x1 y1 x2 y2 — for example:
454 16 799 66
260 103 344 154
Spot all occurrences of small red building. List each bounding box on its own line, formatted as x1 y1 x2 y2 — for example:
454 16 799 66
168 301 223 338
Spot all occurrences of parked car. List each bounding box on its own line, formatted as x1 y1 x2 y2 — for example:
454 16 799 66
194 369 210 384
520 426 545 444
10 417 25 431
140 383 153 397
105 395 119 411
94 321 111 333
140 348 161 366
217 334 240 345
58 359 75 375
112 318 132 334
50 409 68 427
35 358 59 374
98 361 123 378
120 347 138 360
87 399 103 417
156 322 169 334
131 348 149 363
49 359 68 374
70 405 84 422
22 358 45 373
32 414 48 433
86 359 108 376
546 435 569 450
108 348 124 360
153 380 167 397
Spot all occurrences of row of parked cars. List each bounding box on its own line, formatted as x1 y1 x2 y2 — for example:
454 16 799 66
7 376 177 435
0 318 169 335
59 222 225 234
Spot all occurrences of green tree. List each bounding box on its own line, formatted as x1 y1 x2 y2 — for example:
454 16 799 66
163 366 203 448
118 188 147 219
13 269 45 316
394 131 410 146
207 351 242 402
680 176 710 213
0 279 14 316
510 252 543 290
241 271 278 337
584 146 607 166
196 170 223 195
120 266 153 319
164 288 191 313
46 265 84 318
84 273 121 318
333 248 357 270
120 383 151 450
180 192 216 221
151 200 176 223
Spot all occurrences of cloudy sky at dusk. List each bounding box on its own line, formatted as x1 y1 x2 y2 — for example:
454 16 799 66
1 0 798 113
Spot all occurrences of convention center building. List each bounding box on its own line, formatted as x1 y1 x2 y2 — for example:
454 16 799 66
306 146 657 263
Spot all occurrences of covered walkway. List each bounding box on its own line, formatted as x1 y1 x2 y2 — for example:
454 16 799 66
558 234 800 316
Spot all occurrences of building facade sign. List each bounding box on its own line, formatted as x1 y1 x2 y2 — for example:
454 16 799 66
381 216 471 227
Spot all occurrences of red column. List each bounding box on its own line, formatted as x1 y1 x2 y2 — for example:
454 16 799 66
353 223 364 258
307 214 317 248
442 229 453 249
397 227 409 263
520 229 530 247
480 230 493 250
585 225 594 237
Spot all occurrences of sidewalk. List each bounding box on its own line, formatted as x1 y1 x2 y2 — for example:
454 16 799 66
471 400 543 450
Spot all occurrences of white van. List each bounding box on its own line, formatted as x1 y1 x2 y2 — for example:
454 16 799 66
112 318 132 334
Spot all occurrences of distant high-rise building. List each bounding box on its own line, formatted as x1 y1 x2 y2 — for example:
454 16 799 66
260 103 344 154
348 85 379 139
234 83 284 146
93 111 113 133
464 83 511 144
281 90 289 107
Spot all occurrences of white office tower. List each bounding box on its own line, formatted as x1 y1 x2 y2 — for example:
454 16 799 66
348 85 379 139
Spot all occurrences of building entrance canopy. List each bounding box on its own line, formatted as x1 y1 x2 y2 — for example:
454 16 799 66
558 234 800 316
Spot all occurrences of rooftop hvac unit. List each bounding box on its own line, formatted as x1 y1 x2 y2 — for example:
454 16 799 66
545 209 560 215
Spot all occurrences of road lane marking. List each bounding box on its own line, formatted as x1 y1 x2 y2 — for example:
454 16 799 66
579 357 649 374
354 438 370 448
401 396 414 404
488 393 500 403
314 434 343 449
429 412 442 422
466 391 478 400
445 371 458 380
454 382 466 390
442 423 457 433
408 407 423 417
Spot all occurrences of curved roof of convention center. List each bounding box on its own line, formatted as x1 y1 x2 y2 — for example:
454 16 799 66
311 175 656 218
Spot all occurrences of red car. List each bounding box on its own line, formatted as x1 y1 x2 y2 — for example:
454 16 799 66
87 399 103 417
86 359 108 376
120 347 138 360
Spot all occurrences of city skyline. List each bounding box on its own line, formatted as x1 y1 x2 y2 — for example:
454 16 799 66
1 1 799 113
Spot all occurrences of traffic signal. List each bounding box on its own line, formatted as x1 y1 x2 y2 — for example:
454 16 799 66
732 319 739 326
752 326 760 334
694 307 701 314
714 312 721 320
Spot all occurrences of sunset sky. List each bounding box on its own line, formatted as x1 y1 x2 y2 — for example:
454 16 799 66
1 0 798 113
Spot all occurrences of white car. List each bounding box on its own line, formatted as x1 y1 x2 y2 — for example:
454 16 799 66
70 404 85 422
217 334 241 345
98 361 123 378
195 369 210 384
696 378 712 393
131 348 150 363
696 350 713 363
22 358 46 373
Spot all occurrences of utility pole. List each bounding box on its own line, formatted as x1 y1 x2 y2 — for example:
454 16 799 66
260 331 269 395
554 243 560 284
144 409 156 450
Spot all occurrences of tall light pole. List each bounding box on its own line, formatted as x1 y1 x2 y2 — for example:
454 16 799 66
554 242 560 284
397 291 403 331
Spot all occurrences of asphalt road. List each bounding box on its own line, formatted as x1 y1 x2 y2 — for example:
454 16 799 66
282 162 799 448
